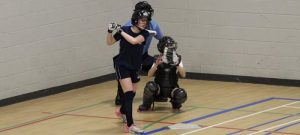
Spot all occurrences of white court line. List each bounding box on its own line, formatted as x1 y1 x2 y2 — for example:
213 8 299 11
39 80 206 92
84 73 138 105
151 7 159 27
180 101 299 135
247 118 300 135
284 106 300 109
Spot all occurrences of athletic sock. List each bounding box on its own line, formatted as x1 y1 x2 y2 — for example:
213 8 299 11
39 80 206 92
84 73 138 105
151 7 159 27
123 91 135 127
120 95 126 114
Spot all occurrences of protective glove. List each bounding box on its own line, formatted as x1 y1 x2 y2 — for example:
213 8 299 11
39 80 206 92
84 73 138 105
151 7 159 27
115 24 122 33
162 47 181 66
108 23 117 33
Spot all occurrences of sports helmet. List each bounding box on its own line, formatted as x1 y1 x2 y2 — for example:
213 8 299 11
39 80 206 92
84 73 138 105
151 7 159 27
134 1 154 17
157 36 177 53
131 9 151 26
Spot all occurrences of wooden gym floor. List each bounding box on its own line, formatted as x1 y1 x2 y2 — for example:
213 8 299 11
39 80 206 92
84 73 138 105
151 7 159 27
0 76 299 135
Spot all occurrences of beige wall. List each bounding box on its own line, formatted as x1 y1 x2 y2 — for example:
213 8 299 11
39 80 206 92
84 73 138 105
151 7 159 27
1 0 300 100
0 0 133 99
149 0 300 79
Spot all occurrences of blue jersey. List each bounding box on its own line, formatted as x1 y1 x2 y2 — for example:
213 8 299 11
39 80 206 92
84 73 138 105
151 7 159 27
124 20 163 54
113 26 149 71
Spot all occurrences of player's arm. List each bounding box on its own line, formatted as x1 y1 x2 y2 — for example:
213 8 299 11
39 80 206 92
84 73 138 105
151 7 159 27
154 23 163 40
123 20 131 26
147 64 157 77
106 33 116 46
177 61 186 78
148 55 163 77
120 31 145 45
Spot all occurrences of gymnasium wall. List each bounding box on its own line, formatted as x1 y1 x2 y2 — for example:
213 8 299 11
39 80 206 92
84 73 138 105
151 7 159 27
1 0 300 100
149 0 300 80
0 0 132 100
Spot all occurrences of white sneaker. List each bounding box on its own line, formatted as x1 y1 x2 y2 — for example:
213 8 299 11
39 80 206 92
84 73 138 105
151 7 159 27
128 125 144 134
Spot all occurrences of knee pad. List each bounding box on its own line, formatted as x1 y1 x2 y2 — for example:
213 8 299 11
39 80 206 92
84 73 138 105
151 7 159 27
171 88 187 104
141 81 160 108
144 81 160 96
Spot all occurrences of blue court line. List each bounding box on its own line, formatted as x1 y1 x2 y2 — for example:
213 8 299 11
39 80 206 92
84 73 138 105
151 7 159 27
142 97 300 135
142 97 274 134
227 112 300 135
273 97 300 101
264 121 300 135
182 98 274 124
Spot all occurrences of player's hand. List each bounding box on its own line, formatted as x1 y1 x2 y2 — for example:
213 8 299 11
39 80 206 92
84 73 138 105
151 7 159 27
108 23 117 33
116 24 122 33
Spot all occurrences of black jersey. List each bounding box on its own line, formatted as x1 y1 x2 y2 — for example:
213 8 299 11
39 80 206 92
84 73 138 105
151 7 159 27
153 55 179 88
113 26 149 71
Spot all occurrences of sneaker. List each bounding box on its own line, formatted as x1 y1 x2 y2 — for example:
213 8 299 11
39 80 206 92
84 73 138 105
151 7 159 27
125 125 144 134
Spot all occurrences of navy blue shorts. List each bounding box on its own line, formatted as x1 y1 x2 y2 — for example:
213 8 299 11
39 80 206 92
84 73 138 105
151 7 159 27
114 65 140 83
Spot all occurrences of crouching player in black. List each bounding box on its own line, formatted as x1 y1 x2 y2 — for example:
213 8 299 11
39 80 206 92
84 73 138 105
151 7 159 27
138 36 187 112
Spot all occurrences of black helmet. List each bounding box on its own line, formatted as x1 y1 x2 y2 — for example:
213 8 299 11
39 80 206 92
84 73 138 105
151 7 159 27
134 1 154 17
131 10 151 26
157 36 177 53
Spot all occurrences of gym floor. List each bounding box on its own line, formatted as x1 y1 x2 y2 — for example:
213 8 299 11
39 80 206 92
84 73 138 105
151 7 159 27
0 76 299 135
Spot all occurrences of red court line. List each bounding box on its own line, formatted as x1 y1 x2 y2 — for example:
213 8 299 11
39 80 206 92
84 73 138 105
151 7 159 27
0 114 64 133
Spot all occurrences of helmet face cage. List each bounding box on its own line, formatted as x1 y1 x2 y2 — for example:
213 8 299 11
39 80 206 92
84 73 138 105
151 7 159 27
165 40 177 49
134 1 154 17
157 36 177 53
131 10 151 26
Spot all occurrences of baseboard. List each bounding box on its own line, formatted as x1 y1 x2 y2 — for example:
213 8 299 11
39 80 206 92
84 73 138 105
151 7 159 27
1 72 299 107
0 73 115 107
186 72 300 87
